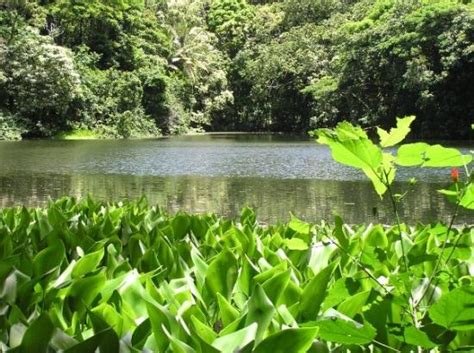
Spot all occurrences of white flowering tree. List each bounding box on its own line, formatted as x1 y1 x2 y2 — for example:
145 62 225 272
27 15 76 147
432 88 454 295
2 30 81 135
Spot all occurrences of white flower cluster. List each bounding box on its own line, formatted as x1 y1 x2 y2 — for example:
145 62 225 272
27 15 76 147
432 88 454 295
3 29 81 119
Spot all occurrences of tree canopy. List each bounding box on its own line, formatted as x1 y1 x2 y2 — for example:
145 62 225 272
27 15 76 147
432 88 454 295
0 0 473 139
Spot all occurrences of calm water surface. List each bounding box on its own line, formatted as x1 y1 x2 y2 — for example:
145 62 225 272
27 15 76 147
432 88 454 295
0 134 472 224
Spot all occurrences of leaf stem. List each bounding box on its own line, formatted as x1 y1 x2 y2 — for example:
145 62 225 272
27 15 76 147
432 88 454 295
322 234 390 295
382 170 421 331
414 198 460 311
373 339 402 352
384 173 408 273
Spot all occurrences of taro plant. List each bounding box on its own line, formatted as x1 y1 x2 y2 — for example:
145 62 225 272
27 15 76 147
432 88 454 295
0 195 472 352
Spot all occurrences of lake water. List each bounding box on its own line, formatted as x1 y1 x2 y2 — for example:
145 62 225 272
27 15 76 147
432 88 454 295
0 134 472 224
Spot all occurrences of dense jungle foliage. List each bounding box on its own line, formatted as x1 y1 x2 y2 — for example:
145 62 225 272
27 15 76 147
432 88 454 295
0 0 473 139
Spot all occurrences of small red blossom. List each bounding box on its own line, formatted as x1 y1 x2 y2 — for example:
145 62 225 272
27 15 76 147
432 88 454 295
451 168 459 183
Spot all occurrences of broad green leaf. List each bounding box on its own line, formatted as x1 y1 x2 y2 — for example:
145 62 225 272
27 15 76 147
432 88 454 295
460 184 474 210
288 215 311 234
35 210 53 239
245 285 275 344
397 143 472 167
318 131 382 170
68 271 107 306
64 329 116 353
219 317 245 337
314 318 376 345
217 293 240 327
212 323 257 353
131 319 151 350
279 279 302 308
327 121 368 140
396 142 430 166
284 237 309 250
254 262 288 284
334 215 349 250
322 278 350 311
337 290 371 318
403 326 436 349
364 225 388 248
276 305 297 326
429 286 474 331
190 316 217 344
423 145 472 167
308 242 337 276
50 329 78 351
316 121 389 196
171 214 191 239
362 152 395 196
19 313 55 353
9 323 27 348
205 249 238 300
164 326 196 353
92 303 129 337
89 311 120 353
33 241 65 277
262 269 291 304
253 328 319 353
299 263 336 321
72 248 104 278
377 115 415 147
241 207 256 227
146 301 170 352
169 338 196 353
190 247 208 287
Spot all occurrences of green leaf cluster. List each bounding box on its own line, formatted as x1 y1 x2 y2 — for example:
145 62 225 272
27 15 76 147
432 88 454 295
315 116 473 204
0 197 472 351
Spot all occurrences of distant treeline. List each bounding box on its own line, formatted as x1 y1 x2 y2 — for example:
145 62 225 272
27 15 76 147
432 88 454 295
0 0 473 139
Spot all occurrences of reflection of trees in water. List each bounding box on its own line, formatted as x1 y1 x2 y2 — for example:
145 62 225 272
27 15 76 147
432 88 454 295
0 174 467 224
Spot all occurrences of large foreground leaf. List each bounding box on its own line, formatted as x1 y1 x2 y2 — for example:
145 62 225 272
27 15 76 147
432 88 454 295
245 285 275 344
205 249 238 300
313 317 377 345
377 116 415 148
429 286 474 331
64 329 117 353
298 263 336 321
316 123 382 170
397 143 472 167
253 328 319 353
19 313 55 353
460 184 474 210
212 323 257 353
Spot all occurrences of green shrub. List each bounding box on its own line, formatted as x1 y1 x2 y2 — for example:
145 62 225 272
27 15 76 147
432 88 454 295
114 108 160 138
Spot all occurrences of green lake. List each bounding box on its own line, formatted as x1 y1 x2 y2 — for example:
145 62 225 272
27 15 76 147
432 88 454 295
0 134 472 224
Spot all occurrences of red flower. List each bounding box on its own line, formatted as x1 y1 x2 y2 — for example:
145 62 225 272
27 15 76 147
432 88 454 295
451 168 459 182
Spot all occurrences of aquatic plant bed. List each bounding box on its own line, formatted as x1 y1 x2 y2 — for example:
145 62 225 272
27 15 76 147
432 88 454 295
0 197 472 352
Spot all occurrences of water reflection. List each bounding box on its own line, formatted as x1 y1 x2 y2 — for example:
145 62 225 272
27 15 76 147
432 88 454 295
0 173 469 224
0 135 471 224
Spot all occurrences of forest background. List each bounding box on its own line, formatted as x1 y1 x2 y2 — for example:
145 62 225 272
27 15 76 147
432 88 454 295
0 0 473 140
